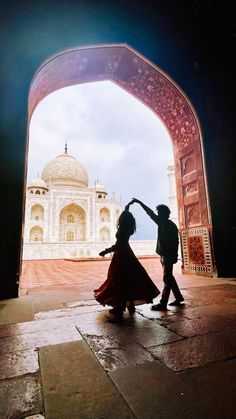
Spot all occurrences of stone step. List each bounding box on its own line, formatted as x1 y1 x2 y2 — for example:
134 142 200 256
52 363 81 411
39 340 135 419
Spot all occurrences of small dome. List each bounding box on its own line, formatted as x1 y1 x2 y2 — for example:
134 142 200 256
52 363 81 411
28 177 48 189
95 183 106 192
41 148 88 188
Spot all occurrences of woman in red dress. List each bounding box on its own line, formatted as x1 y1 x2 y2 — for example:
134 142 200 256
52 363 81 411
94 207 160 320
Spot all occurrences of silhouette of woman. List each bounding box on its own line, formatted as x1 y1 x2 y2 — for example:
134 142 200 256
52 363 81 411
94 204 160 321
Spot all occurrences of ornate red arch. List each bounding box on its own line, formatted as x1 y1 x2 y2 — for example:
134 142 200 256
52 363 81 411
28 44 214 275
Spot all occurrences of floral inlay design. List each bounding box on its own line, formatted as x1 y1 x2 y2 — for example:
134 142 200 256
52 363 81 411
187 236 205 265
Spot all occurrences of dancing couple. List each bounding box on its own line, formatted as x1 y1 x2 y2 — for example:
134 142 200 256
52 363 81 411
94 198 184 321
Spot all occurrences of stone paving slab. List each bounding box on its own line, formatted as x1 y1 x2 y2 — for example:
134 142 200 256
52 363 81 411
75 311 181 344
72 311 182 372
84 335 156 372
179 359 236 418
174 302 236 320
0 326 82 354
179 296 212 307
74 311 181 346
167 314 236 337
30 291 88 313
109 360 206 418
66 299 99 308
188 283 236 292
0 299 34 325
0 349 39 380
34 302 104 320
148 328 236 371
39 340 135 419
154 314 188 327
0 373 43 418
185 284 236 303
136 304 182 320
0 316 78 338
122 315 183 348
32 289 93 301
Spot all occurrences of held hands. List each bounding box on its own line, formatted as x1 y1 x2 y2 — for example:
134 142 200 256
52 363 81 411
130 198 140 205
124 198 141 212
125 198 139 209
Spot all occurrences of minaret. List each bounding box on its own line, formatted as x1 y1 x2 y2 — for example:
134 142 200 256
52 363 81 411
167 164 178 227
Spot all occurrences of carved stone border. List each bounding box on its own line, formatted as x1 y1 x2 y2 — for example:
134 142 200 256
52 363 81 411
181 227 213 274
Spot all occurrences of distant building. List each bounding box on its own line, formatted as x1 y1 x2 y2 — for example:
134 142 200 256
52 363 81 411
23 146 156 259
167 164 178 227
23 146 123 259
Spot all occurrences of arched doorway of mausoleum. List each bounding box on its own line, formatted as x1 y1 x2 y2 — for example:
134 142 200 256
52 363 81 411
59 204 86 241
30 226 43 242
31 204 44 221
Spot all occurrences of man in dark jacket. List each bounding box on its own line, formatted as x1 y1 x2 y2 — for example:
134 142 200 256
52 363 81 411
130 199 184 310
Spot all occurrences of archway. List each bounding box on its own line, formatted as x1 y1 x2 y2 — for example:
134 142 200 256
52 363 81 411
59 203 86 241
28 44 214 276
100 208 110 223
100 227 110 241
31 204 44 221
30 226 43 242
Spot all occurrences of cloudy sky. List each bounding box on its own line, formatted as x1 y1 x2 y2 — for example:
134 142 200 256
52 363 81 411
28 80 174 239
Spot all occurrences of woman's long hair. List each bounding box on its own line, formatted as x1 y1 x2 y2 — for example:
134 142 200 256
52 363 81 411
117 210 136 235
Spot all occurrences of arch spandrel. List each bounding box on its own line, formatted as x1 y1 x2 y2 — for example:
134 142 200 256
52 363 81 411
28 44 214 275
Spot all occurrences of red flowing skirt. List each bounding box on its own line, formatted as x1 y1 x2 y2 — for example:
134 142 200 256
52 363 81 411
94 245 160 308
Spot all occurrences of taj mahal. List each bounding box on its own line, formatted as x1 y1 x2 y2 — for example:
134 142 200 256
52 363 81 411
23 145 177 260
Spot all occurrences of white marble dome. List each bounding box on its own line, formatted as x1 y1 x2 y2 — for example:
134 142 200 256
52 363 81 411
28 177 48 189
42 150 88 187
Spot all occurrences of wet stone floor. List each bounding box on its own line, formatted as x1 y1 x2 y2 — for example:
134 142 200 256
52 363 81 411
0 259 236 418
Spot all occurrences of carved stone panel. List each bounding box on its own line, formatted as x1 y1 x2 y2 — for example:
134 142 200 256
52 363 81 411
181 152 196 176
185 203 201 226
188 236 205 265
183 180 198 196
181 227 213 274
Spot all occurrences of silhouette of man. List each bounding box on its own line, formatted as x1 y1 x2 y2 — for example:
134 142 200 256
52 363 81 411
130 199 184 310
